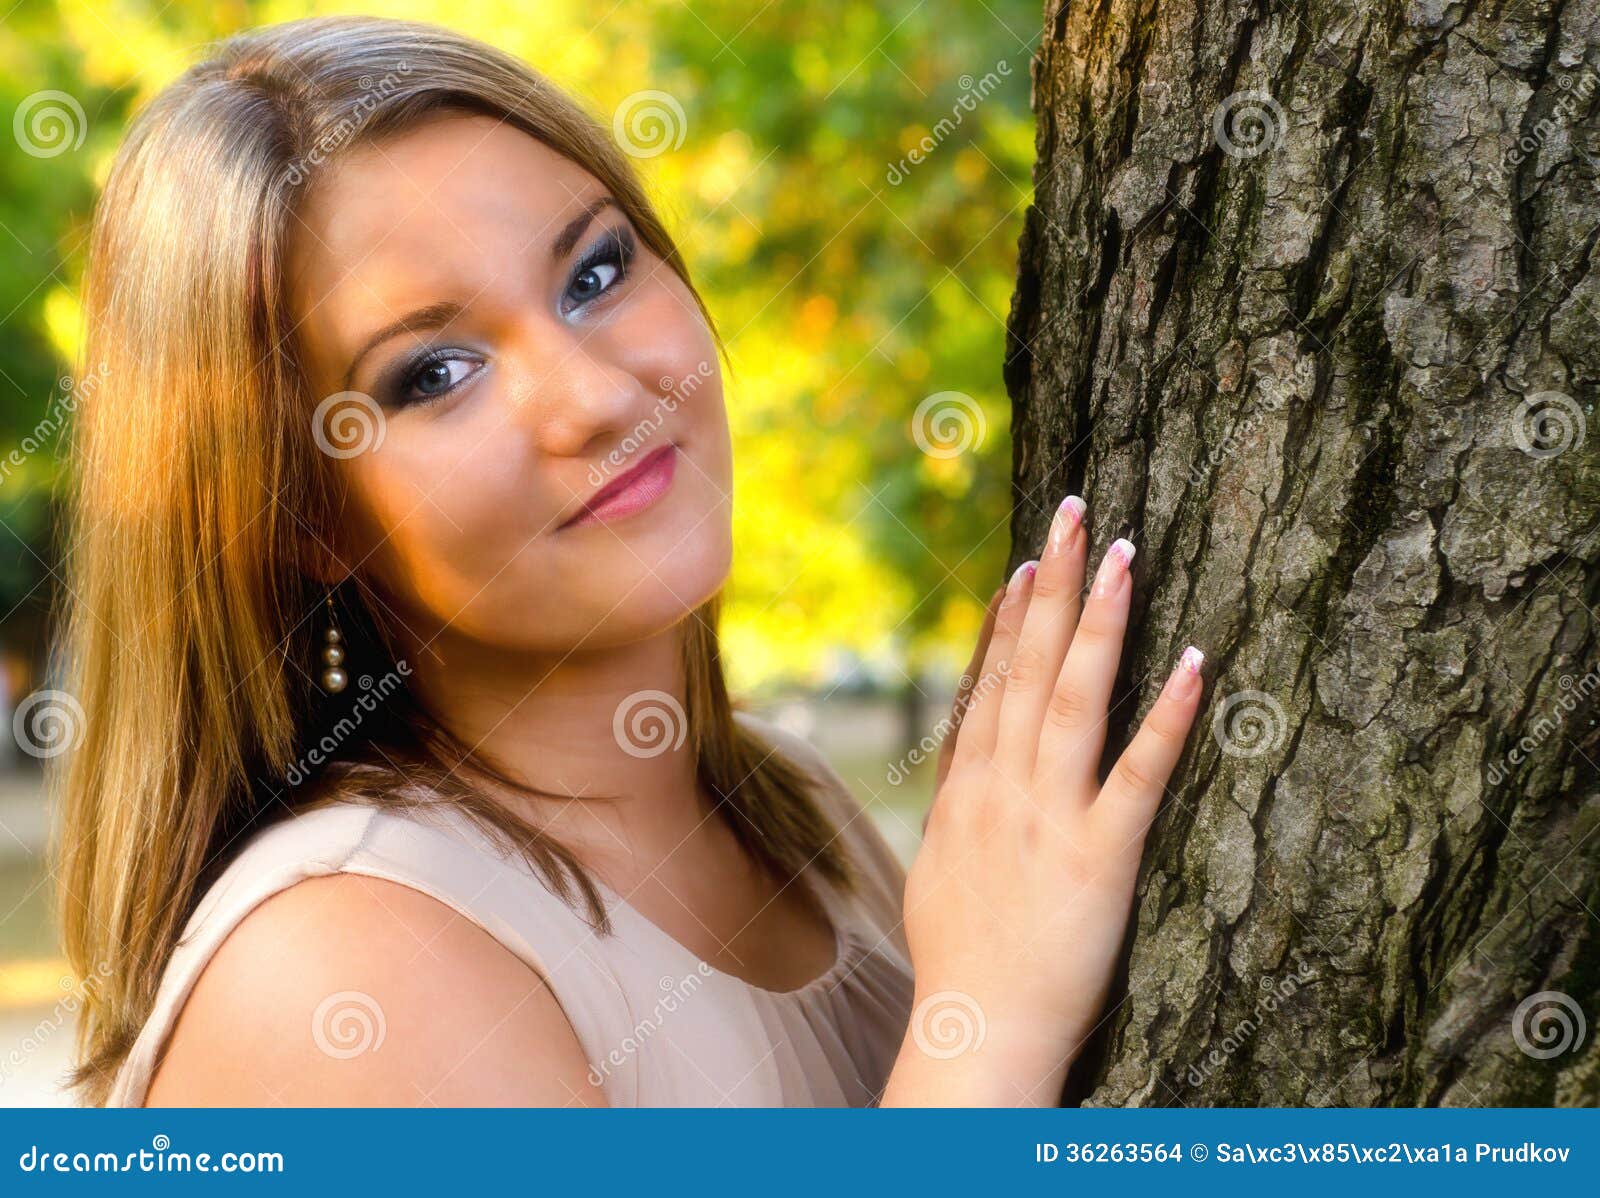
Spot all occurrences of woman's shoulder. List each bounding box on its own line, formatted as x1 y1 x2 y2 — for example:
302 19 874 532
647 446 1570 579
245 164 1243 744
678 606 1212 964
115 797 606 1107
143 869 601 1106
171 798 494 943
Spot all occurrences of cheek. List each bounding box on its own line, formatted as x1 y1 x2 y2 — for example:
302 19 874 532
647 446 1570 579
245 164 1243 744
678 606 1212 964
337 438 531 625
632 276 722 397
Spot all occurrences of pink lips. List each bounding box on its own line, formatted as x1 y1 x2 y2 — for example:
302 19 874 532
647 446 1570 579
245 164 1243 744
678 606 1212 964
560 444 677 530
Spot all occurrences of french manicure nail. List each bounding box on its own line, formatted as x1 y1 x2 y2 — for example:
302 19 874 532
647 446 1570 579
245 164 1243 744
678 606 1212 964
1006 559 1036 598
1091 537 1136 597
1165 645 1205 700
1046 495 1086 556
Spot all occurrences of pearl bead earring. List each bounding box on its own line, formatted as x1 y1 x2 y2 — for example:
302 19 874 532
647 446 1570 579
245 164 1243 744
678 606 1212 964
320 594 348 694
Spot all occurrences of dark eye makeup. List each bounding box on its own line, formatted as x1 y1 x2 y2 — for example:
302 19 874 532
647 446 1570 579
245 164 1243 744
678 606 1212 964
562 224 636 315
378 221 639 409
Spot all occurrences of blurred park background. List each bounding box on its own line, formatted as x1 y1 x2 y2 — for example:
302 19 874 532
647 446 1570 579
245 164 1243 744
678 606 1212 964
0 0 1038 1102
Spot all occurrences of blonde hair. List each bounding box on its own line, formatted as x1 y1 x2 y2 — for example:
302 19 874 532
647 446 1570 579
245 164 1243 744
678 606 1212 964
52 15 849 1107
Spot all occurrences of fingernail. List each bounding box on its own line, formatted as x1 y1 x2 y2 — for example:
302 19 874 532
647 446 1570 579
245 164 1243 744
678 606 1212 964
1046 495 1086 557
1165 645 1204 700
1006 559 1037 599
1091 537 1136 597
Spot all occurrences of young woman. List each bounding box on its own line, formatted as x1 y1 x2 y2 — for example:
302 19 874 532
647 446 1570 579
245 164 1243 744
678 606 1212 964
52 16 1205 1107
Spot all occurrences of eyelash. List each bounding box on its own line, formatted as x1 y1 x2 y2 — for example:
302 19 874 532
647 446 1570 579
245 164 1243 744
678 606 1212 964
386 225 638 407
563 225 635 314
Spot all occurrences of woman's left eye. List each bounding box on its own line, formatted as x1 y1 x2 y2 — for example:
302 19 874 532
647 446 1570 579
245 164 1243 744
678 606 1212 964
569 260 621 304
564 229 634 312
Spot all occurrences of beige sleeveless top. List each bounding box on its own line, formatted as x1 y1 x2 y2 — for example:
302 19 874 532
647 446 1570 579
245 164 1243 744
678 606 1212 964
105 711 914 1107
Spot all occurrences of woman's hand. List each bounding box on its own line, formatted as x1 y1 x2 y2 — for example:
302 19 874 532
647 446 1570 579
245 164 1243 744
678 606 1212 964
883 495 1206 1107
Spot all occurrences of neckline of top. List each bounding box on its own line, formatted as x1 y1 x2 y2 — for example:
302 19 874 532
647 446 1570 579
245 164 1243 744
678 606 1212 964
593 866 860 1000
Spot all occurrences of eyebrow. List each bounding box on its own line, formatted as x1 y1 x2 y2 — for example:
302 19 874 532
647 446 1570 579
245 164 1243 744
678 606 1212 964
341 195 621 391
342 301 463 392
550 194 619 262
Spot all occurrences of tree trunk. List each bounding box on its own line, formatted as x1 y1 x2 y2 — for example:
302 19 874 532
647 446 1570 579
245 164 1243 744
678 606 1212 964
1004 0 1600 1105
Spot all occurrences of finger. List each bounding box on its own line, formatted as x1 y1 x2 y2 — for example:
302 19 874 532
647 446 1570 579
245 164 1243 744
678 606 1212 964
1093 646 1205 847
935 585 1005 794
992 495 1088 784
1035 536 1136 796
947 561 1034 777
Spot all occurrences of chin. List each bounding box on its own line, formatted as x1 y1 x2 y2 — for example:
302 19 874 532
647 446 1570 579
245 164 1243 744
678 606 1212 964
565 516 732 649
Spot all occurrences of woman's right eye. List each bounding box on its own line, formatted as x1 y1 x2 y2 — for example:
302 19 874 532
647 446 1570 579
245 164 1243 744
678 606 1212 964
392 352 482 407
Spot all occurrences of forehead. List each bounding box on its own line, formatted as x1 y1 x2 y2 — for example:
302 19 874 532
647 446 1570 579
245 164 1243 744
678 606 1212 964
285 113 606 360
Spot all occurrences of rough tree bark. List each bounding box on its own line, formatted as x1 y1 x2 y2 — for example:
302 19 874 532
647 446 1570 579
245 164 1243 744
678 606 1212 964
1003 0 1600 1105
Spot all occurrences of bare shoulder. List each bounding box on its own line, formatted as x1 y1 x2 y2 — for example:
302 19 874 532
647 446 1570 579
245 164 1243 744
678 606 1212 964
144 872 602 1107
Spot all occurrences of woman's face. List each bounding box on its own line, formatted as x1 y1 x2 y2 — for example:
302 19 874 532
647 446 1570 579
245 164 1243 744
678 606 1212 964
286 113 732 654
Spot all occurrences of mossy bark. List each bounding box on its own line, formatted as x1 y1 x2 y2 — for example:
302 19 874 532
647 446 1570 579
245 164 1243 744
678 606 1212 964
1004 0 1600 1105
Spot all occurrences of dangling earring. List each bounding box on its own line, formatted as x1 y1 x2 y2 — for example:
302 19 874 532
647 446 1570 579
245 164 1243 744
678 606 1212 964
320 594 348 693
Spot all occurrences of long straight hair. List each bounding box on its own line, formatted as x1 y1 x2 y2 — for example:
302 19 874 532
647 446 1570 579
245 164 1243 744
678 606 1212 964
52 15 850 1107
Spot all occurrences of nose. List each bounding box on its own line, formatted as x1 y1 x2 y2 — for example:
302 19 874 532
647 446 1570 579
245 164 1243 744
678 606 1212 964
508 332 644 461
